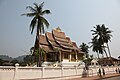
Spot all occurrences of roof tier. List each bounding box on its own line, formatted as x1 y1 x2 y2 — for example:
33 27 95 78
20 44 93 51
39 35 53 52
45 32 60 48
52 29 75 50
34 28 84 54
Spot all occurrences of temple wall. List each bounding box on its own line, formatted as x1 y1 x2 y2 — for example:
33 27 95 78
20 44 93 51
63 59 69 62
0 66 119 80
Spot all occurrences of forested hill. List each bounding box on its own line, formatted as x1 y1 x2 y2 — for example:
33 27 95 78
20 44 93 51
0 55 12 61
0 55 26 62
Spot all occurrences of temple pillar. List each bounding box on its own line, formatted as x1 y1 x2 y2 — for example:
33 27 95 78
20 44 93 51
69 54 71 62
76 52 77 62
44 53 46 62
59 51 62 62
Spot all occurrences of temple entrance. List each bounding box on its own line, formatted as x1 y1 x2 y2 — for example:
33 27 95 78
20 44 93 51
71 53 76 61
46 52 59 62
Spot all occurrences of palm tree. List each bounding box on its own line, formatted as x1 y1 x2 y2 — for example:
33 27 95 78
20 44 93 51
91 24 112 58
90 38 107 66
22 2 51 66
101 24 112 58
80 43 91 67
90 38 105 59
91 24 113 66
80 43 89 58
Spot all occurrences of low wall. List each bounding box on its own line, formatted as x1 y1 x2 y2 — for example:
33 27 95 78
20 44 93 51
0 66 120 80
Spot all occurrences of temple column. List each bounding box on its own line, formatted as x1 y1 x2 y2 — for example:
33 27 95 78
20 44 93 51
75 50 77 62
44 53 46 62
75 50 78 62
59 51 62 62
69 54 71 62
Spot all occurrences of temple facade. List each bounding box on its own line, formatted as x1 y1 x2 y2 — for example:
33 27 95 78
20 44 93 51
34 28 84 67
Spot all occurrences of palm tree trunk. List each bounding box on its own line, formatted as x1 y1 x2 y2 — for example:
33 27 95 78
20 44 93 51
97 52 100 59
39 48 42 67
97 52 101 65
106 43 111 57
102 53 104 58
103 48 108 58
38 42 40 67
106 43 114 65
37 30 42 67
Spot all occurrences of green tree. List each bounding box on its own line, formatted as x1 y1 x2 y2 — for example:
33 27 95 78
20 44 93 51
101 24 112 57
80 43 89 58
91 24 112 58
24 55 33 66
0 59 3 65
80 43 93 66
83 57 93 66
11 59 19 66
30 47 37 63
22 2 51 67
90 38 105 59
30 47 45 66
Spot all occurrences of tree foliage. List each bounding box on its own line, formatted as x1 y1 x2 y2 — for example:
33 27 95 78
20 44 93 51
0 59 3 65
10 59 19 66
22 2 51 34
23 55 34 66
90 24 112 58
22 2 51 67
80 43 89 54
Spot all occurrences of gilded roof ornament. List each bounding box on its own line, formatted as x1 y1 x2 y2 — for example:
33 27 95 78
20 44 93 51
56 27 61 32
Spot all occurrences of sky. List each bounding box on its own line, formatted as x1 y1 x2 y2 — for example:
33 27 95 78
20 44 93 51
0 0 120 58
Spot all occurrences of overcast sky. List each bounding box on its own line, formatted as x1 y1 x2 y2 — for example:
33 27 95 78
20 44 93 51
0 0 120 58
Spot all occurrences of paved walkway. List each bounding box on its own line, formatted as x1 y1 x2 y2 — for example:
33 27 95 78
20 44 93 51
64 73 120 80
20 73 120 80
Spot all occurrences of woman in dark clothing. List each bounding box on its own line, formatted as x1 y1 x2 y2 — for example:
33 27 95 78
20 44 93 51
102 68 105 76
98 68 102 77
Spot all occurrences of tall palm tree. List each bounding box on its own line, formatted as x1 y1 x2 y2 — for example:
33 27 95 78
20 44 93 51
91 24 112 58
101 24 112 57
22 2 51 67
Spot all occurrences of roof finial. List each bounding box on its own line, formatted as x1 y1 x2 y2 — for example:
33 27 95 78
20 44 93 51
56 27 61 32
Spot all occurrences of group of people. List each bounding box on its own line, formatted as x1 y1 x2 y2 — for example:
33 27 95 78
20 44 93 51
98 68 105 77
115 68 120 74
98 67 120 77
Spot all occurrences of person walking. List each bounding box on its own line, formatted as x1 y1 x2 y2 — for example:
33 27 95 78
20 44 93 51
102 68 105 76
82 67 87 77
118 68 120 74
98 68 102 77
115 68 118 73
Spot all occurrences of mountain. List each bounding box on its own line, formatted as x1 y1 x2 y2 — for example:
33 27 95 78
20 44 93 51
0 55 12 61
0 55 27 62
13 55 26 62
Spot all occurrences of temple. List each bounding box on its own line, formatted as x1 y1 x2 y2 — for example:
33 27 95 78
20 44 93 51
34 28 84 67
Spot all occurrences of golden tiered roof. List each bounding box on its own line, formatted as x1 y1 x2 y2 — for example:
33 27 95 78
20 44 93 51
36 28 83 53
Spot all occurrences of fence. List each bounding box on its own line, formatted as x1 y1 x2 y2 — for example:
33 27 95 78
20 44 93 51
0 65 119 80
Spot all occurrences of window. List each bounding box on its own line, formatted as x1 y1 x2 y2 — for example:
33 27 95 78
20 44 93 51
46 53 58 62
